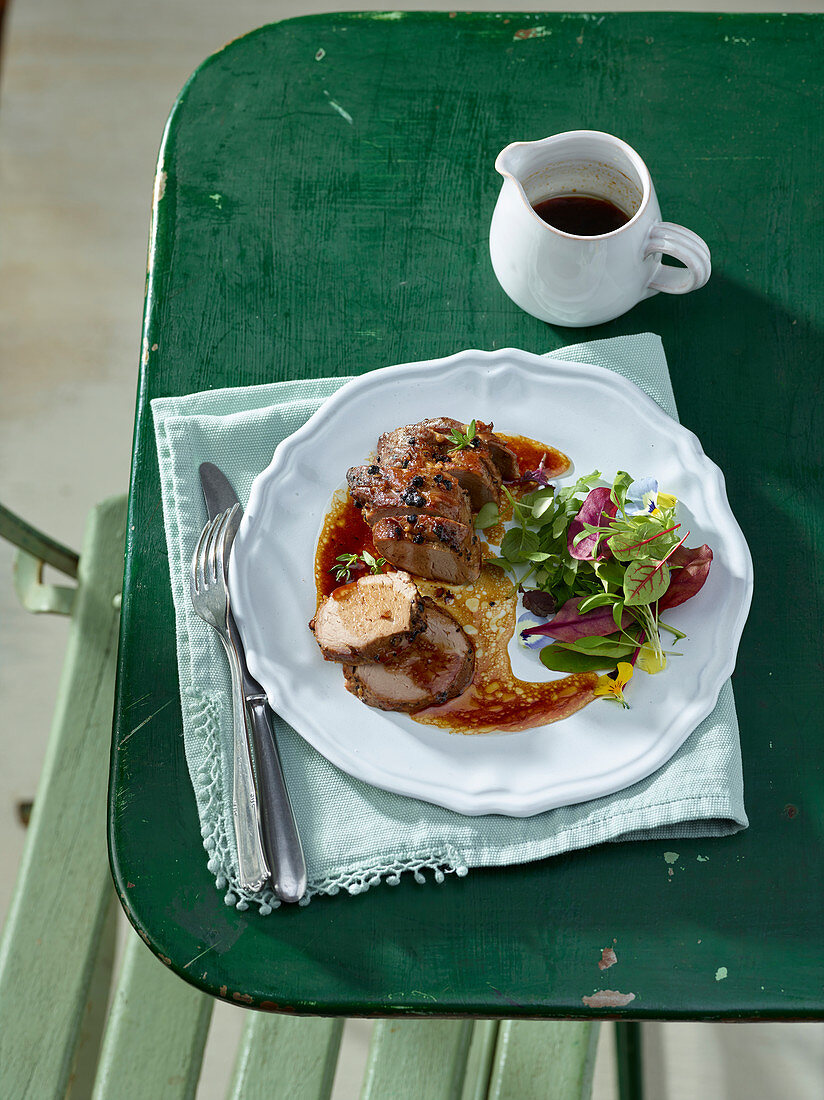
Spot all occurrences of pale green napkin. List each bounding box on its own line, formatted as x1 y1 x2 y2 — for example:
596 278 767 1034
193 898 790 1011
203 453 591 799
152 334 747 912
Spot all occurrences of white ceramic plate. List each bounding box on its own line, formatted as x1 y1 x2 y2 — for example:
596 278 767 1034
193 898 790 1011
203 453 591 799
230 349 753 816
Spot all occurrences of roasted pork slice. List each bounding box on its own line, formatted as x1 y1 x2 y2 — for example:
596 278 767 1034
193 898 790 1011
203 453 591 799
371 514 481 585
416 417 520 481
346 463 472 527
376 425 502 510
310 571 426 665
343 598 474 712
475 421 520 481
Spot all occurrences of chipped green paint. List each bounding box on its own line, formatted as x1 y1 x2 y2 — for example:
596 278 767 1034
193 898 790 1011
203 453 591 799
513 26 554 41
323 91 353 125
663 852 679 864
715 967 728 982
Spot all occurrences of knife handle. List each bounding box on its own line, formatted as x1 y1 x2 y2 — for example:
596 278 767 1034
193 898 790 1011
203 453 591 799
246 697 307 903
219 635 270 893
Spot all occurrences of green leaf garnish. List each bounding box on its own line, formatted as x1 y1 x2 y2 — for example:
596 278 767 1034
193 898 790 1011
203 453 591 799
475 501 500 530
448 419 477 452
623 558 671 606
361 550 387 575
500 526 540 564
331 553 360 582
331 550 386 582
540 646 619 673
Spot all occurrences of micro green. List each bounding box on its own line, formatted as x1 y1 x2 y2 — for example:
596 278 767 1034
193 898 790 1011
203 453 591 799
448 419 478 452
331 550 387 582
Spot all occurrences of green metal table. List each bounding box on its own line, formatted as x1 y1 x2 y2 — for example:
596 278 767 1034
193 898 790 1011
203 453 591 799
110 12 824 1019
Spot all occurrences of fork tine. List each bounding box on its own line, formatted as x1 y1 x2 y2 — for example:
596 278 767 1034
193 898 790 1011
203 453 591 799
204 512 225 587
190 517 212 597
208 509 230 587
215 503 241 583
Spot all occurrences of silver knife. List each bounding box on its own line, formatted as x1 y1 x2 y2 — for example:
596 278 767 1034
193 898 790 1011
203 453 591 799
199 462 307 903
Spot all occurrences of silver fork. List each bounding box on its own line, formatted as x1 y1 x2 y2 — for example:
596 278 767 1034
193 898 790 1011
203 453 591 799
190 505 269 893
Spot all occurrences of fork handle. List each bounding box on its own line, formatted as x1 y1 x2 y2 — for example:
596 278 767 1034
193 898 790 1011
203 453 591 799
247 697 307 903
219 635 270 893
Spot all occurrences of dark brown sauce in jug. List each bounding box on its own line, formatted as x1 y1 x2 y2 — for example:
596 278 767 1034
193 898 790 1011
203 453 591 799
532 194 630 236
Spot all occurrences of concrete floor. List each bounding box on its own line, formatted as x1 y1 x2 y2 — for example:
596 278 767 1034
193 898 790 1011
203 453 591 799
1 1 822 1097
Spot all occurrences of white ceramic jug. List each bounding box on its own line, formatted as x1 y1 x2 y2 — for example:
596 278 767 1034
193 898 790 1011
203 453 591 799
489 130 711 327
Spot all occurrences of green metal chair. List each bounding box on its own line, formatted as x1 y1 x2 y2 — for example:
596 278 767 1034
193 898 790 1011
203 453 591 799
0 497 639 1099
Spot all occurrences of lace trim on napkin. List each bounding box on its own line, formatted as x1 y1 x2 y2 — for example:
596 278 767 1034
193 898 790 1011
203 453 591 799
185 689 466 912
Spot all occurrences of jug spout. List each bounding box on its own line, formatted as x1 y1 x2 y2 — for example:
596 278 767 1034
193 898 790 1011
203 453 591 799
494 141 540 186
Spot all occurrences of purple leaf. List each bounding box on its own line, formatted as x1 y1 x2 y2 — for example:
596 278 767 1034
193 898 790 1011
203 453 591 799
522 596 632 642
521 589 556 617
567 487 618 561
518 452 552 487
658 544 713 610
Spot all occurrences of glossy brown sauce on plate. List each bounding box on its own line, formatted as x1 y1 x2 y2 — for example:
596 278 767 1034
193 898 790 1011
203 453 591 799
314 433 598 733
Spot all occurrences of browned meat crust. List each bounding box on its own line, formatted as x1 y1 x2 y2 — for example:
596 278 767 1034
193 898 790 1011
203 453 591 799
371 514 481 586
346 463 472 527
376 424 502 510
342 598 475 712
415 417 520 481
344 416 517 587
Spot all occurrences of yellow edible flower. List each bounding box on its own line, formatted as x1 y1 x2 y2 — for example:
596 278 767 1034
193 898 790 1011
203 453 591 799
594 661 634 707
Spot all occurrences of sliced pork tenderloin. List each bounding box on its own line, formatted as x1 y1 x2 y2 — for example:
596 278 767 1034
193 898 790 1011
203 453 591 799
376 425 502 510
475 421 520 481
346 463 472 527
343 598 474 712
371 514 481 585
415 417 520 481
310 571 426 665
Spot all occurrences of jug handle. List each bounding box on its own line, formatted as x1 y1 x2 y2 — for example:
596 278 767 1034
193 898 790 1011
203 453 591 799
644 222 711 295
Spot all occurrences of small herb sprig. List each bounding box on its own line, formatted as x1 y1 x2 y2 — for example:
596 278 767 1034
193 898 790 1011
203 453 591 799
331 550 387 583
448 419 477 452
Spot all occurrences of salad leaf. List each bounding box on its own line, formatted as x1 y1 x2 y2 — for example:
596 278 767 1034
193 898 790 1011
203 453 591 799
522 595 632 642
540 646 620 673
500 526 540 564
475 501 500 530
484 466 712 708
658 544 713 609
567 487 617 561
521 589 556 617
623 558 671 606
555 636 637 658
607 521 681 562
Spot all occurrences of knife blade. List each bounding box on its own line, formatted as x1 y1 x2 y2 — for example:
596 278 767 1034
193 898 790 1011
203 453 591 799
199 462 307 903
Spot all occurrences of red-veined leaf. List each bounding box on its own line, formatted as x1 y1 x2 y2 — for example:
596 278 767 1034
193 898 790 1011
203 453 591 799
623 558 671 606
